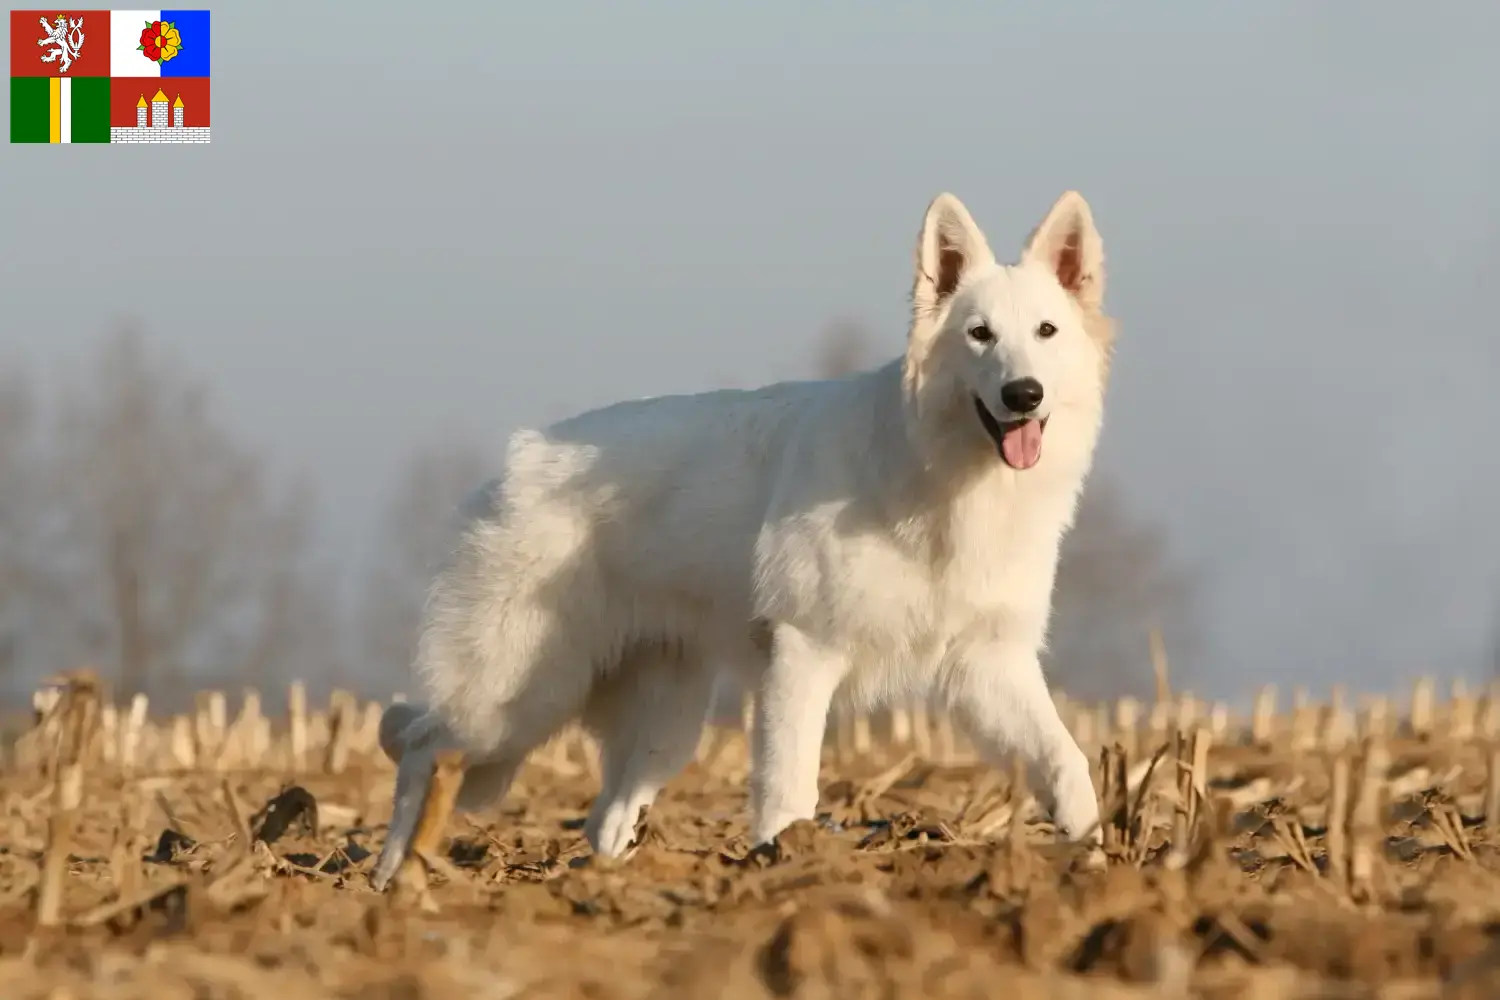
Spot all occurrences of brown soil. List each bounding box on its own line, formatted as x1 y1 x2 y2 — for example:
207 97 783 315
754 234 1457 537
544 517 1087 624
5 720 1500 999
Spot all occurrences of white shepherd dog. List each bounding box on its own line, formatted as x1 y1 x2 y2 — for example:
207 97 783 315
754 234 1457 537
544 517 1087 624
371 190 1115 889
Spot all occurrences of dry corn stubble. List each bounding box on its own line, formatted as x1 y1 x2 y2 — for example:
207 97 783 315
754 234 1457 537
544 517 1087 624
3 679 1500 997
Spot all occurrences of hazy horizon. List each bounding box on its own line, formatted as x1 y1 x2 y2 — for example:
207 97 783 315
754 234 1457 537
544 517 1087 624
4 0 1499 703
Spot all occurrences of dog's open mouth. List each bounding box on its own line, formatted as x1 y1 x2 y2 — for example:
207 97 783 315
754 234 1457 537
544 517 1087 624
975 397 1048 471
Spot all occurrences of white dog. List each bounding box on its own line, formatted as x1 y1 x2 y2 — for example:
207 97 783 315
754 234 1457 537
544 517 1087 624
371 191 1114 888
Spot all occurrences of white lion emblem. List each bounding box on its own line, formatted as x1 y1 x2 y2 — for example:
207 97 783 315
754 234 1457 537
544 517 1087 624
38 15 86 74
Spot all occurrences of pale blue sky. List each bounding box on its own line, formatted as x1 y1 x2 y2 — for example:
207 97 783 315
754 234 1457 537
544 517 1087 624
3 0 1498 700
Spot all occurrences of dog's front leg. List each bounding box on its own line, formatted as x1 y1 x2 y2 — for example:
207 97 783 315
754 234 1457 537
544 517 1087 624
748 624 845 846
948 641 1101 850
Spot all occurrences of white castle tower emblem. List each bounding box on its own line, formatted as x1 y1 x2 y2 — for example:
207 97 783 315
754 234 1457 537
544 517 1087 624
113 89 210 143
138 90 181 128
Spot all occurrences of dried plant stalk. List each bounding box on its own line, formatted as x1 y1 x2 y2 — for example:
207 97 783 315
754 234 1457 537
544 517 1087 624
1149 626 1171 707
37 672 102 928
1409 677 1434 739
888 704 911 747
288 680 309 772
1165 731 1191 871
852 712 872 755
1481 683 1500 739
911 701 933 760
1114 698 1141 759
1251 686 1277 746
1100 743 1124 857
1349 737 1388 902
1326 752 1351 893
1485 743 1500 830
1189 728 1210 822
324 690 355 775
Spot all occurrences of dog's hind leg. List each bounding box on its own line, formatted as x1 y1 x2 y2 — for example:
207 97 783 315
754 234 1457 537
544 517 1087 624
368 705 526 891
371 644 607 889
581 647 716 858
370 704 452 891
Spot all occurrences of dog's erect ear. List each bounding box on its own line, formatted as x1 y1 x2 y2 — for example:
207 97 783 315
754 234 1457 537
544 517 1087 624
1022 191 1105 311
913 193 995 322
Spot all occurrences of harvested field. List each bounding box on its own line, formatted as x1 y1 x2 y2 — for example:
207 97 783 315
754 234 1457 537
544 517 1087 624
6 672 1500 998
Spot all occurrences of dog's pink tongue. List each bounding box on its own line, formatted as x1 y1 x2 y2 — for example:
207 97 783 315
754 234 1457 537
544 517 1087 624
1001 420 1043 470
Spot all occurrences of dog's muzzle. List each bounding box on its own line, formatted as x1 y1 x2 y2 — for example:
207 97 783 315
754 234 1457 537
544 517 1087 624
975 397 1048 470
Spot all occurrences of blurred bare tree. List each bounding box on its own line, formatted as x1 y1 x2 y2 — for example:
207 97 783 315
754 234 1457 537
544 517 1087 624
807 320 1197 703
1490 612 1500 678
816 318 875 378
35 328 339 703
358 439 491 690
0 372 51 684
1049 479 1198 702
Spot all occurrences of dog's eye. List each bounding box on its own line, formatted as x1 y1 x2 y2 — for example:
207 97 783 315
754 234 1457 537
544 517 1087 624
1036 321 1058 339
967 324 994 344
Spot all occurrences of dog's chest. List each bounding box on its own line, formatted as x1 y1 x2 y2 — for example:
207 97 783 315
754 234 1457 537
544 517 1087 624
833 503 1061 654
756 462 1080 662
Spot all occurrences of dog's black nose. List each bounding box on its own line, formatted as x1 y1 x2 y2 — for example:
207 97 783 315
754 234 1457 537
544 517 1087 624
1000 377 1044 414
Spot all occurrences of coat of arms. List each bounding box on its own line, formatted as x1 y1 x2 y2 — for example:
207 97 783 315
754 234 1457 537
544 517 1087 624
37 14 86 74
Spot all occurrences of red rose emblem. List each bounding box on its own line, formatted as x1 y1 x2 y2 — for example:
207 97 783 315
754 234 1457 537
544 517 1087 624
136 20 182 63
139 21 162 61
